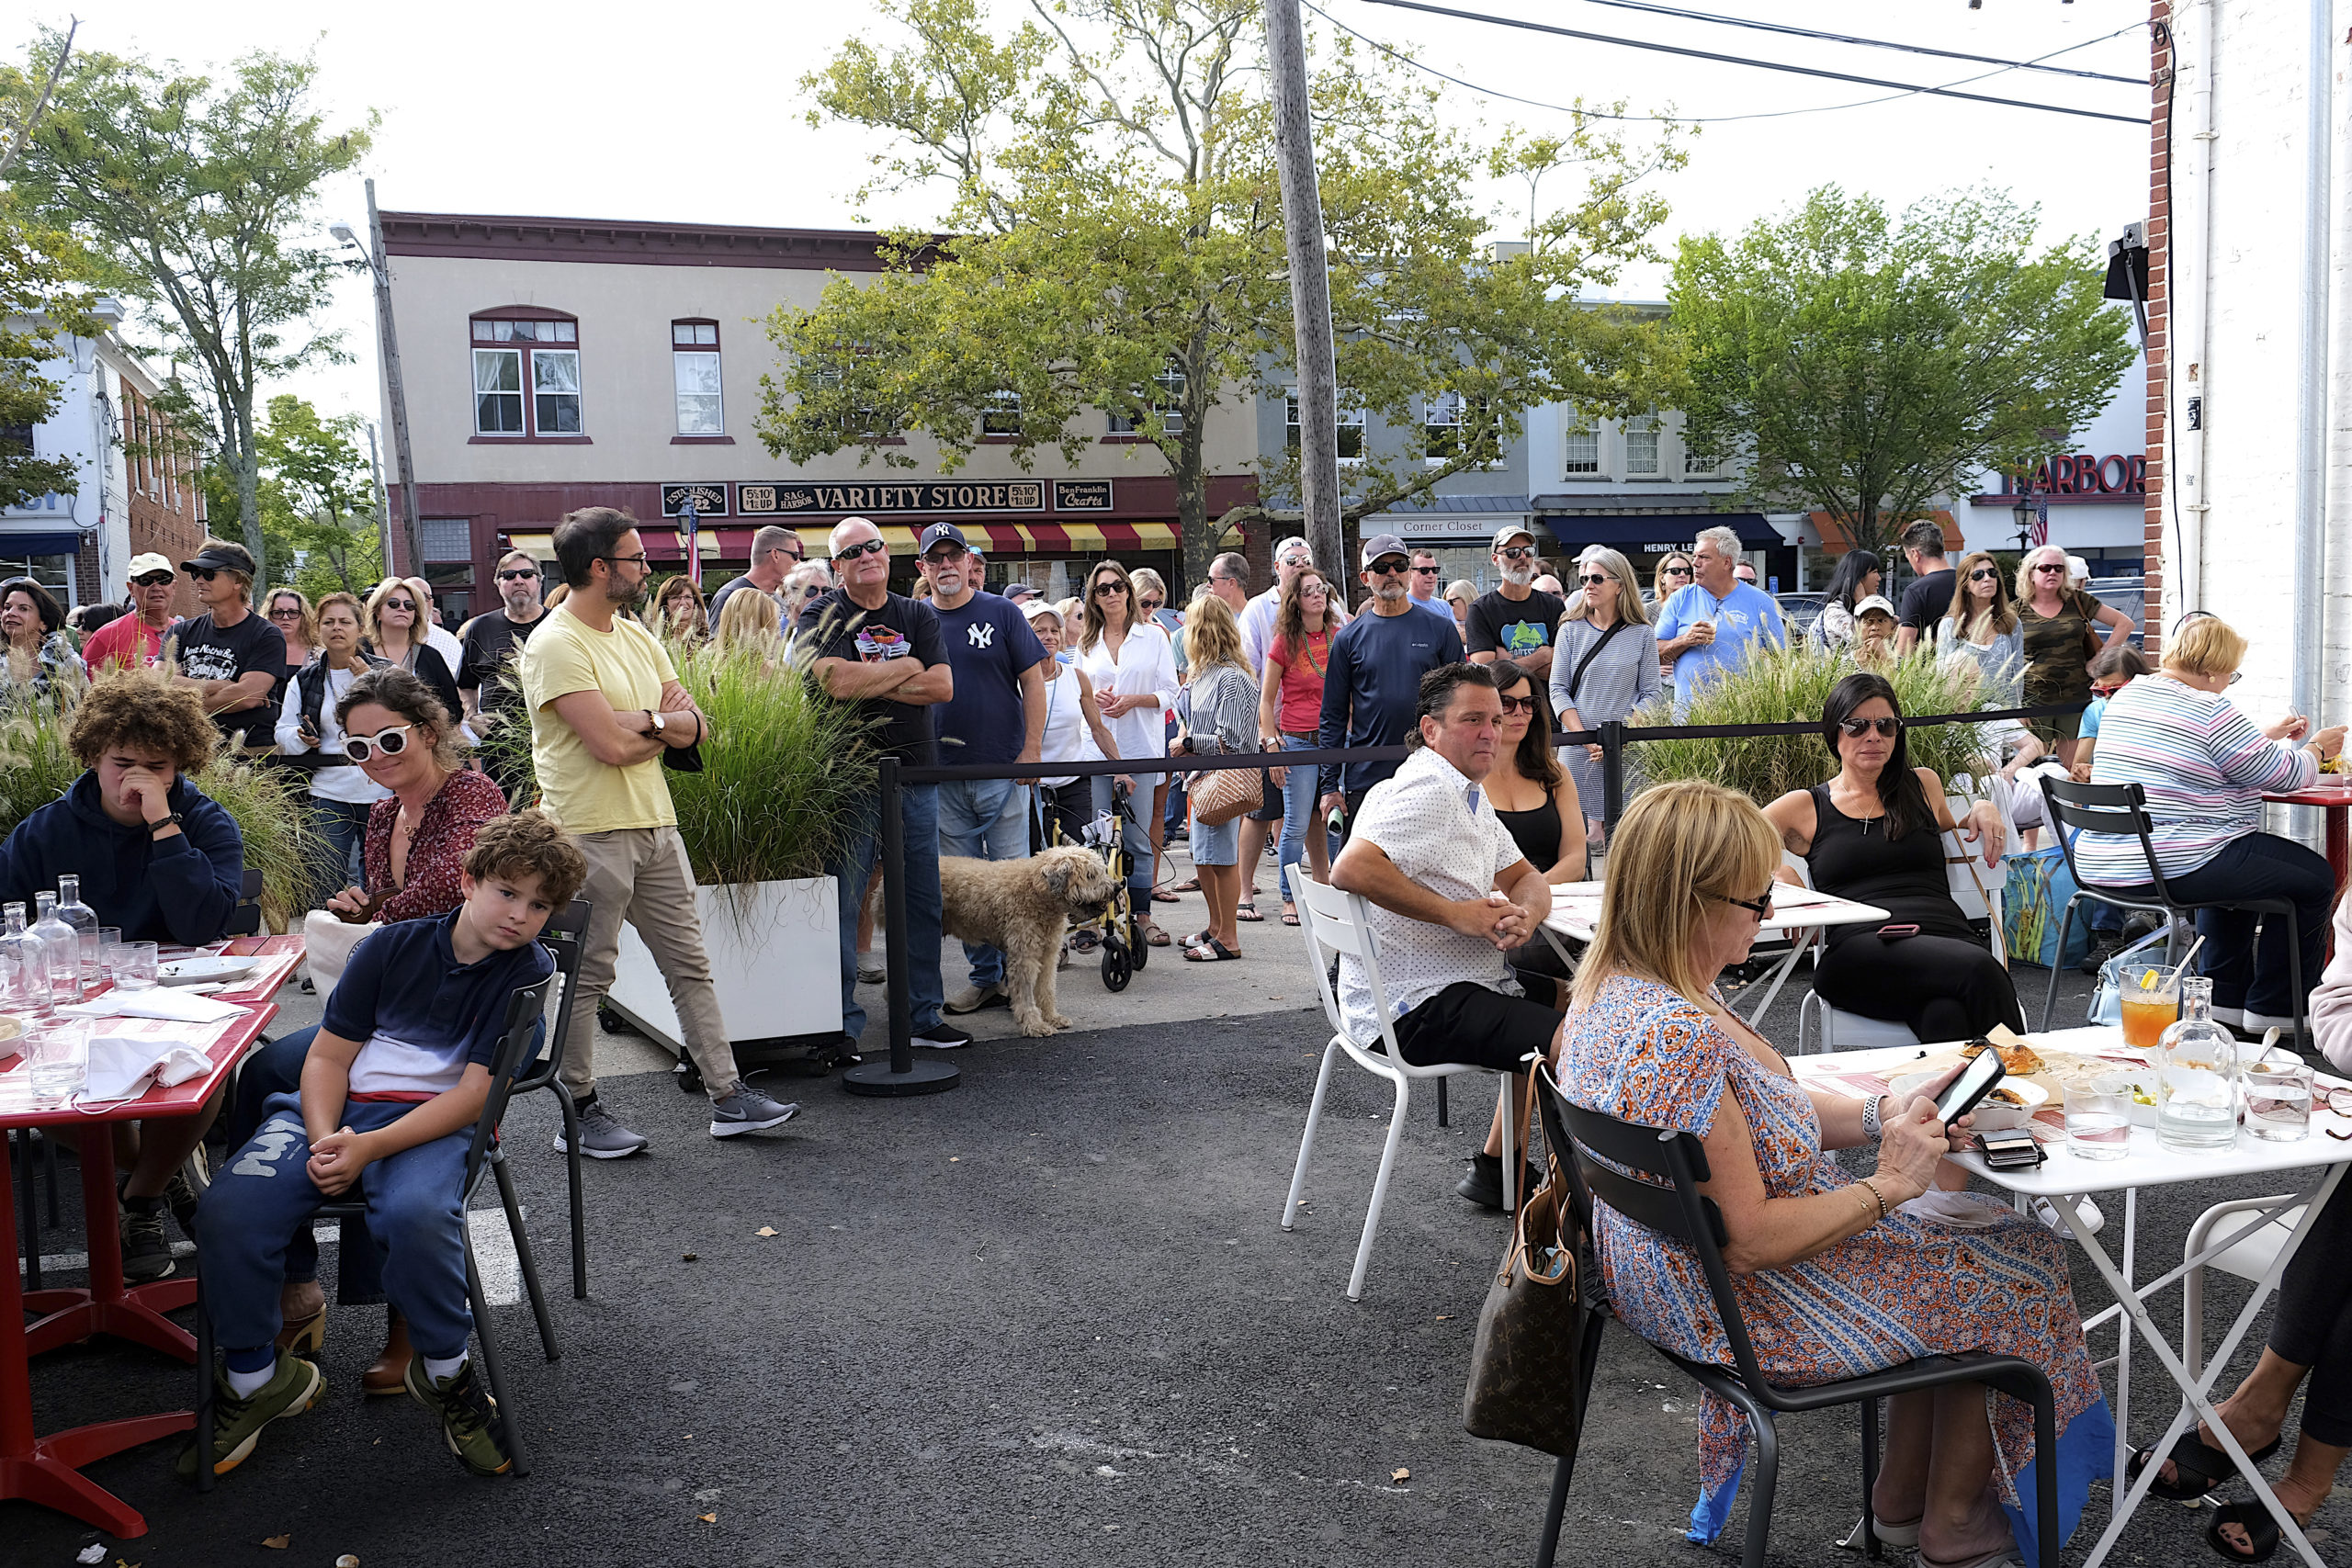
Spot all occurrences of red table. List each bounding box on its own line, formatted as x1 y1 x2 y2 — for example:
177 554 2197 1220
0 996 277 1537
2265 779 2352 893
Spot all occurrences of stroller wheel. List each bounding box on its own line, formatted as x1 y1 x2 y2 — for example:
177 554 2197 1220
1102 940 1133 992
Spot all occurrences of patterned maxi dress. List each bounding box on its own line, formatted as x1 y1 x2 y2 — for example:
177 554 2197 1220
1560 974 2113 1560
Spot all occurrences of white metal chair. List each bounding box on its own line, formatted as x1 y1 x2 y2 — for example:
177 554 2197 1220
1282 877 1521 1302
1795 816 2006 1054
2182 1194 2308 1380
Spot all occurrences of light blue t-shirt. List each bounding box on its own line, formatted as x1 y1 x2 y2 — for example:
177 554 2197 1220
2081 694 2108 739
1654 581 1787 705
1407 592 1453 624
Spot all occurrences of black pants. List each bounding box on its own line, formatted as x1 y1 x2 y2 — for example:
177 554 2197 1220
1392 979 1562 1073
1037 781 1092 848
1812 930 2024 1043
2096 833 2331 1017
2269 1174 2352 1447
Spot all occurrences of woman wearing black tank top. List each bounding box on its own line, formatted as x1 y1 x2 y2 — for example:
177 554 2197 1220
1761 673 2021 1042
1480 660 1586 1004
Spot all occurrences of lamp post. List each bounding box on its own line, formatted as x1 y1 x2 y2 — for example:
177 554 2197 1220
330 178 424 581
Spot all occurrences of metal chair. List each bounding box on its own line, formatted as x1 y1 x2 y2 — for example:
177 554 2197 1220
1549 1086 2061 1568
1282 877 1521 1302
1524 1064 1612 1568
2181 1192 2308 1381
2036 777 2307 1053
195 973 558 1485
225 867 265 939
505 898 592 1299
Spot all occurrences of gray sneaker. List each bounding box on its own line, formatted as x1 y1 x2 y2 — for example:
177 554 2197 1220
121 1196 175 1281
855 952 887 985
556 1099 650 1160
709 1082 800 1138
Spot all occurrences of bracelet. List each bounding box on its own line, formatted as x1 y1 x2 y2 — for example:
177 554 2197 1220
1855 1177 1889 1225
1860 1094 1884 1141
148 812 185 834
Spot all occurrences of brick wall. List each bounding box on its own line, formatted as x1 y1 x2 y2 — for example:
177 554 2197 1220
2143 0 2170 649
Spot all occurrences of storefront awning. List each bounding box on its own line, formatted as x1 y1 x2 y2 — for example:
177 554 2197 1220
1807 510 1962 555
510 521 1179 563
0 527 84 556
1536 513 1782 555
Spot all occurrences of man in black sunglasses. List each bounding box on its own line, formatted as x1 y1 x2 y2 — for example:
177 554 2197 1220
1466 525 1564 679
174 540 285 750
458 548 547 738
82 550 180 671
709 524 803 625
1317 534 1465 833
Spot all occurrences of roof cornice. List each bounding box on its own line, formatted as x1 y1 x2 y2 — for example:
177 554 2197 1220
379 212 941 272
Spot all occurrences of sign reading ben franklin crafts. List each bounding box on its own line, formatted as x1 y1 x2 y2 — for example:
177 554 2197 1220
734 481 1046 515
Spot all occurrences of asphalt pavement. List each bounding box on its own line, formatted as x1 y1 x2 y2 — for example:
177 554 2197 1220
14 882 2350 1566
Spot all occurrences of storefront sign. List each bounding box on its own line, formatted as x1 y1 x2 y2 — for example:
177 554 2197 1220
735 480 1045 515
662 482 729 518
2003 453 2148 498
1053 479 1114 511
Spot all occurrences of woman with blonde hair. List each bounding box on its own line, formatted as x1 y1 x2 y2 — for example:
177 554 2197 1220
1649 550 1694 604
2014 543 2132 767
263 587 318 682
1075 558 1177 944
1173 592 1259 961
362 575 462 725
1443 579 1476 644
1560 779 2110 1565
1552 547 1657 846
712 584 782 660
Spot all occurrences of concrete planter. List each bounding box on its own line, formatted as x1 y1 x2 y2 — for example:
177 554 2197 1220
605 875 842 1050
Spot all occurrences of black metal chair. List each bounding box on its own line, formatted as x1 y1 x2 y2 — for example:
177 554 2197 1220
2037 776 2307 1052
225 867 266 938
1544 1074 2061 1568
195 973 557 1485
506 898 592 1299
1525 1065 1611 1568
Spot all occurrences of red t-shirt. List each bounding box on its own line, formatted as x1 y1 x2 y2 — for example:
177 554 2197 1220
81 614 168 671
1266 627 1332 735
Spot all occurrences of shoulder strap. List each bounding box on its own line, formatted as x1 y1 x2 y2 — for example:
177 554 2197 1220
1563 621 1628 704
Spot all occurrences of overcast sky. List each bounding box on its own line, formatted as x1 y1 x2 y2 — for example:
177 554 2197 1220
17 0 2153 431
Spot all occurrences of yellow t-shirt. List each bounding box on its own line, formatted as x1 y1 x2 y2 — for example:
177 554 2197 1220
517 605 679 833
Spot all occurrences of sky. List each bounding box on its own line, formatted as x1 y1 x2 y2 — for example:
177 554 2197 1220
11 0 2154 433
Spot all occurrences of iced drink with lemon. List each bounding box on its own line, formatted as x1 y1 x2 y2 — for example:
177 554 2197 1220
2118 963 2180 1053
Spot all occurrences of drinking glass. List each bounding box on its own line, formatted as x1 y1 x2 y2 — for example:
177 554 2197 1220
2064 1076 2134 1160
2247 1058 2314 1142
25 1018 87 1104
2116 963 2180 1052
119 942 160 990
96 928 123 981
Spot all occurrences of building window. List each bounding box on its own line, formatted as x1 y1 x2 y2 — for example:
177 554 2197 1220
1623 414 1659 477
1424 392 1464 462
672 321 723 435
420 518 470 561
470 313 582 437
1109 364 1186 435
1562 417 1600 475
1682 435 1718 477
981 389 1023 436
1286 392 1365 460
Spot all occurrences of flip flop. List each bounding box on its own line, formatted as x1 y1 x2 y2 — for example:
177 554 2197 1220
1183 937 1242 961
2129 1432 2283 1504
1281 908 1301 926
1235 902 1264 922
2205 1499 2307 1562
1170 878 1201 894
1150 889 1182 903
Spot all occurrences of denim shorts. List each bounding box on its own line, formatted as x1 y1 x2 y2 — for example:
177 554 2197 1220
1190 811 1240 865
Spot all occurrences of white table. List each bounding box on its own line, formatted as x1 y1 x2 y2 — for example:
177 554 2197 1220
1792 1029 2352 1568
1543 879 1890 1028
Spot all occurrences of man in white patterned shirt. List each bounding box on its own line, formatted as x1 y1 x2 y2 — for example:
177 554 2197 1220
1330 662 1556 1210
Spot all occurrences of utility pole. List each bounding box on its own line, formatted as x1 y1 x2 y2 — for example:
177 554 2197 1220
365 178 424 579
1263 0 1345 579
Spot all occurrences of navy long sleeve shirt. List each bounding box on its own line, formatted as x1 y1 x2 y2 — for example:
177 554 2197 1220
0 772 243 945
1316 608 1464 795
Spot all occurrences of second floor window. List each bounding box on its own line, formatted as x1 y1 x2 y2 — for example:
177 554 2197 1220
1286 392 1365 460
471 313 581 437
1562 419 1600 475
981 389 1023 436
1623 414 1659 477
673 321 722 434
1109 363 1187 435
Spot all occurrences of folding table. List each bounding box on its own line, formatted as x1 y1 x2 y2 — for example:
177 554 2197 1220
1792 1027 2352 1568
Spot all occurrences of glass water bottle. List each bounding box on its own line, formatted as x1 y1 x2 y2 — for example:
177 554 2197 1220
54 873 99 985
29 893 83 1009
0 901 41 1013
2156 976 2242 1151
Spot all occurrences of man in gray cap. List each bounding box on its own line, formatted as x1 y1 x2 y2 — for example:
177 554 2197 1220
1465 524 1563 677
174 539 285 749
1316 533 1464 834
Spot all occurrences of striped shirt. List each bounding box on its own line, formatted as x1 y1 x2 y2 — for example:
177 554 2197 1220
2076 673 2316 884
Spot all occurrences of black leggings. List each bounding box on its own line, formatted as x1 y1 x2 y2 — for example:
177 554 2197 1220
1811 931 2024 1043
2268 1176 2352 1448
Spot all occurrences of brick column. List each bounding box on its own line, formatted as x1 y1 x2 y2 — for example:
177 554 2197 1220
2143 0 2171 649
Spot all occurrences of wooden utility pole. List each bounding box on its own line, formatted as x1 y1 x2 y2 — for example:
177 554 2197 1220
1263 0 1345 579
366 178 424 579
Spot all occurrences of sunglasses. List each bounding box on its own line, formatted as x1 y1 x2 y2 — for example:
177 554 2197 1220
1093 581 1127 596
132 573 174 587
797 583 826 599
1969 568 2000 582
1409 566 1439 575
1138 596 1164 610
1664 565 1691 577
924 545 970 563
2033 563 2067 575
1497 547 1536 560
497 569 539 581
268 606 303 618
1838 716 1902 739
382 598 416 612
1367 558 1410 576
1578 573 1612 587
2091 682 2125 696
1301 583 1329 595
344 722 415 762
833 538 888 561
1724 889 1776 920
1497 694 1538 716
186 567 218 581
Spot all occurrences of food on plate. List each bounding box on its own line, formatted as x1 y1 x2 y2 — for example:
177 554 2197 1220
1961 1033 2045 1078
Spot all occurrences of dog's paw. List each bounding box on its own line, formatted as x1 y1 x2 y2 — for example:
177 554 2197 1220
1046 1013 1072 1030
1018 1016 1056 1037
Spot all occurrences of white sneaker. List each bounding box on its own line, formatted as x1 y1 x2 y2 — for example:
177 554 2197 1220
855 953 886 985
2032 1195 2105 1237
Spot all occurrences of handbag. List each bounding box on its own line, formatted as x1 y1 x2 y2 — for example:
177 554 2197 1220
1188 747 1259 827
301 908 380 994
1461 1075 1595 1456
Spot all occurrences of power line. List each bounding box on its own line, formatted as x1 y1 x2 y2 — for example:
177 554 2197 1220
1311 2 2141 126
1552 0 2144 86
1360 0 2150 126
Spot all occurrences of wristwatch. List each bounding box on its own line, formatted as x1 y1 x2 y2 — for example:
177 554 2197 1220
645 709 667 735
149 812 185 834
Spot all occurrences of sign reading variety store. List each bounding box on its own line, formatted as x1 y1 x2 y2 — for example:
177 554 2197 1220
661 479 1122 518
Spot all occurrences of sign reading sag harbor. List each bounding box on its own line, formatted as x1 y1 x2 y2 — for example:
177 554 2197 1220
727 479 1117 516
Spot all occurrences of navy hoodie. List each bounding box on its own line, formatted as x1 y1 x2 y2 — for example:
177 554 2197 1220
0 772 243 945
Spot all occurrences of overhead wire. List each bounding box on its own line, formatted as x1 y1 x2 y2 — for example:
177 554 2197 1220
1357 0 2149 126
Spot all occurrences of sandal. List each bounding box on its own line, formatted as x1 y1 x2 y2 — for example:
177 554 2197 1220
1143 920 1171 947
1170 878 1201 894
1235 901 1263 922
1150 888 1182 903
2129 1431 2283 1504
2205 1498 2318 1562
1281 906 1301 926
1183 937 1242 961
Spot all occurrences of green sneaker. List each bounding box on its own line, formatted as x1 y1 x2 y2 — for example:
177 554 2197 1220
404 1355 512 1475
175 1354 324 1479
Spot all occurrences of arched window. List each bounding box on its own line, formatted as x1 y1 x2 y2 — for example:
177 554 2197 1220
469 308 582 437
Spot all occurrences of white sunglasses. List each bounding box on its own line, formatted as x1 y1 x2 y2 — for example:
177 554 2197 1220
345 722 415 762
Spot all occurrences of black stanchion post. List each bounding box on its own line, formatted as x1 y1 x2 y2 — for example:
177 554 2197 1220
842 755 958 1097
1601 720 1626 828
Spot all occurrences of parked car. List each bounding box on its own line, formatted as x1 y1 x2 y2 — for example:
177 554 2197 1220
1775 592 1827 640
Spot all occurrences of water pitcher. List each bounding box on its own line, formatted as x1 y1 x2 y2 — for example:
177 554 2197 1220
2156 976 2241 1151
54 873 98 985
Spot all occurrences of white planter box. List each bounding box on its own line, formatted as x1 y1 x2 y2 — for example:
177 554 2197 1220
606 875 842 1051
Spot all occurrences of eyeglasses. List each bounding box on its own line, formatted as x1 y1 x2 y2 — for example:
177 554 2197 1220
1838 716 1902 739
1497 694 1538 716
268 606 303 619
344 723 414 762
1093 581 1127 597
1366 558 1410 576
832 538 888 561
381 598 416 612
497 569 539 581
1724 889 1776 920
1664 565 1691 577
1409 566 1439 576
131 573 174 588
2322 1085 2352 1138
1578 573 1612 587
1968 568 2000 582
2033 562 2067 575
923 545 970 563
186 567 218 581
598 553 650 570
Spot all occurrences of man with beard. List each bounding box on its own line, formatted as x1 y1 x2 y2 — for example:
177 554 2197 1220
1465 525 1564 679
1317 534 1464 838
518 506 801 1157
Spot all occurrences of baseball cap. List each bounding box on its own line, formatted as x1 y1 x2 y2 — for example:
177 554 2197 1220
1490 525 1537 552
917 522 968 556
1004 582 1040 604
1852 594 1898 620
1360 533 1410 568
182 542 255 576
127 552 174 581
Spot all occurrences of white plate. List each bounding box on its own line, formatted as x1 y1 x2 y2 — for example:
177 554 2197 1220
1889 1069 2050 1130
156 955 259 987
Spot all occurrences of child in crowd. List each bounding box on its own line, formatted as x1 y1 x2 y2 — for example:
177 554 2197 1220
184 810 586 1480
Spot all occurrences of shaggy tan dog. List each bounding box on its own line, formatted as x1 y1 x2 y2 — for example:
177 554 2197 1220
934 845 1120 1036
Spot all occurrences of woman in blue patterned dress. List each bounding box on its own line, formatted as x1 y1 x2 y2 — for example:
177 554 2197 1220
1559 780 2112 1568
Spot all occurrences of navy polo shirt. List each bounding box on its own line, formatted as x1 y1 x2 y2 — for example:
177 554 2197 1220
323 912 553 1100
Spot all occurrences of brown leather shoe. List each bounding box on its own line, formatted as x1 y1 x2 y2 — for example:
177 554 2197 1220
360 1310 412 1396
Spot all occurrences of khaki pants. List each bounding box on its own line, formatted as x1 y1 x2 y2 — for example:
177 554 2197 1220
563 827 739 1100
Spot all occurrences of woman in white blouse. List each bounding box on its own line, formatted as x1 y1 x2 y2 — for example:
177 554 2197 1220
1076 558 1178 947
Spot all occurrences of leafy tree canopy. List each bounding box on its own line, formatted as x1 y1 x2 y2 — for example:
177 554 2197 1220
192 393 382 605
1667 186 2137 561
766 0 1685 579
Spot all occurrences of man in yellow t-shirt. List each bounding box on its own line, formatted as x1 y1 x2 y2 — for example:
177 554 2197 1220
517 506 800 1156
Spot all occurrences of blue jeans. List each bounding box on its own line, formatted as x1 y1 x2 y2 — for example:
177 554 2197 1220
230 1025 384 1305
1091 773 1156 898
2100 832 2332 1016
937 777 1031 989
834 782 945 1039
199 1092 474 1360
1275 735 1337 899
306 796 372 910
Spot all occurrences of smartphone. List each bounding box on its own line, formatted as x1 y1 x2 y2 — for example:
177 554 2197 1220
1933 1047 2007 1125
1877 923 1921 940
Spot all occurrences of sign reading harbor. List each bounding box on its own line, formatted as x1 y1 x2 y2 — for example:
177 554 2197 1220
733 479 1115 515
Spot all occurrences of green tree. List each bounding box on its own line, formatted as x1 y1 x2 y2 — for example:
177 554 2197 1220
1667 186 2136 561
765 0 1682 581
3 33 375 573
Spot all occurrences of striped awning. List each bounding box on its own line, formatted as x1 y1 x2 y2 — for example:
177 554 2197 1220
509 521 1178 561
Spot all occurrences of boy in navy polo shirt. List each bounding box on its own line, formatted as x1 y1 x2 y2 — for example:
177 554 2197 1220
185 811 586 1481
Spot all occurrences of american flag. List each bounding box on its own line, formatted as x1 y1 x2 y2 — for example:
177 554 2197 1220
2033 497 2049 548
677 499 703 591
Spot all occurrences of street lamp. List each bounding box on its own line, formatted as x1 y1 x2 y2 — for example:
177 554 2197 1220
2012 499 2036 553
330 180 424 581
